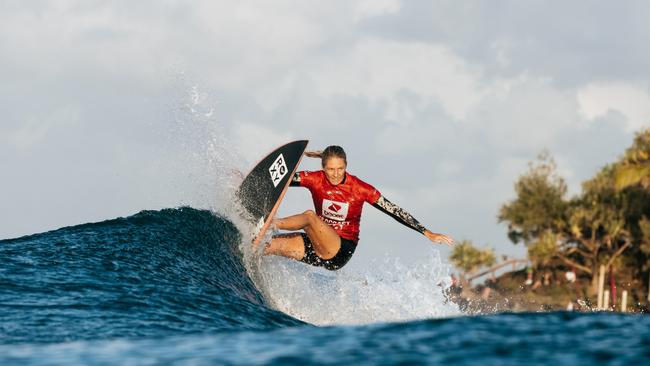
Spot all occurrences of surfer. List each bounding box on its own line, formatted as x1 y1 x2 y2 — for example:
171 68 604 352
265 145 454 270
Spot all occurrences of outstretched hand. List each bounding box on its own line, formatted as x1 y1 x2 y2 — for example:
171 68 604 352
424 230 454 246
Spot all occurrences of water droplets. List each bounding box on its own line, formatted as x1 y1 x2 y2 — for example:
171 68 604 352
250 247 461 326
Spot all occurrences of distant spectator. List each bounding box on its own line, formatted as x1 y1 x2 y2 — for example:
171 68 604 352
565 270 576 283
525 267 533 286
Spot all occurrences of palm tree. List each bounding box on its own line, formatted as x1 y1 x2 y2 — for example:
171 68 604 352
615 129 650 191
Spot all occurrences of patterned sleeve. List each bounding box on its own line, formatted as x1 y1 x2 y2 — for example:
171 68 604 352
372 195 427 234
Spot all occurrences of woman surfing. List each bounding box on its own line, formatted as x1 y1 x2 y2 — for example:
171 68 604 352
265 145 454 270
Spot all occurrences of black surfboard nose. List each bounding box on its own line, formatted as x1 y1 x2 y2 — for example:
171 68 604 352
237 140 309 245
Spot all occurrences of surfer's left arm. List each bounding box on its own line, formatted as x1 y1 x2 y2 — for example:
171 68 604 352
290 172 301 187
372 196 454 246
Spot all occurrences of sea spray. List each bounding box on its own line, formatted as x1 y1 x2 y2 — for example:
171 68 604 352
253 246 461 325
163 74 247 214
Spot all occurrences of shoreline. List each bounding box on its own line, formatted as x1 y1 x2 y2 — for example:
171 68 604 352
447 269 650 314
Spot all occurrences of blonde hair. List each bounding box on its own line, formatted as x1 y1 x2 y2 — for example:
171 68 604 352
305 145 347 167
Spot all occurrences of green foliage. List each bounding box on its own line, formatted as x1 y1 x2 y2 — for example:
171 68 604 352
450 240 496 275
494 128 650 299
570 164 628 247
616 165 650 190
498 151 568 245
615 128 650 190
528 231 558 268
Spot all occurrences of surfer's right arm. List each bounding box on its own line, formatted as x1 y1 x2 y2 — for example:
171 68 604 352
372 196 454 246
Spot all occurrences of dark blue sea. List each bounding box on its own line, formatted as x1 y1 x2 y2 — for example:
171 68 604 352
1 207 649 365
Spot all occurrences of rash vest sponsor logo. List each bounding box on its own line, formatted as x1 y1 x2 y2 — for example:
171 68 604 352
322 199 349 221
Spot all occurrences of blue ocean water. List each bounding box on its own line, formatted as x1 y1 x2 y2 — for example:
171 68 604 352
1 208 649 365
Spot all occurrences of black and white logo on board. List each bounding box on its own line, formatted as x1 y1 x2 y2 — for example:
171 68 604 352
269 153 288 187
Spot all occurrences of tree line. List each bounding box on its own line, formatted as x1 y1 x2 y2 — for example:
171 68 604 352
452 128 650 300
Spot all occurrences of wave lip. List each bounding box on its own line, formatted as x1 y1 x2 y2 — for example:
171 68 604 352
0 208 302 344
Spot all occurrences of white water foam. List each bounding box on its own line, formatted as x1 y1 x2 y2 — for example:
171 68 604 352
220 174 462 325
251 242 461 326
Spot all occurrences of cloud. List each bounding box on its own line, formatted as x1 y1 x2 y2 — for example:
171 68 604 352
306 38 483 121
0 1 645 262
3 105 81 151
359 0 650 85
465 76 583 151
578 82 650 132
231 123 295 164
353 0 401 20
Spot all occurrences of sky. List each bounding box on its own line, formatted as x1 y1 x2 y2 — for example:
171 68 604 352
1 1 649 265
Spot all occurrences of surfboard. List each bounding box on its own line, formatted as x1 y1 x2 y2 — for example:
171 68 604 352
237 140 309 246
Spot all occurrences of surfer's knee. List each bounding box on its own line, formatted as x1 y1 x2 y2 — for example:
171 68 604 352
302 209 317 222
303 210 323 226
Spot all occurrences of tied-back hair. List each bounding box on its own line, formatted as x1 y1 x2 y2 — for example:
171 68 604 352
305 145 347 166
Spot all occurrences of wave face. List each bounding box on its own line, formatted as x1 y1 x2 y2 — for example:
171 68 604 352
0 208 301 344
2 208 650 365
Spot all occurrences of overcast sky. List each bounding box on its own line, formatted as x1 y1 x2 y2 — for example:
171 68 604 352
2 1 649 264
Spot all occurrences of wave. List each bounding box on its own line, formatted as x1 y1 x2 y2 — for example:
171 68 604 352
1 205 459 345
7 207 648 365
0 208 302 344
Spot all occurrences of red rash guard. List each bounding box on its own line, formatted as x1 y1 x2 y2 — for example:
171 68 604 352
297 170 381 243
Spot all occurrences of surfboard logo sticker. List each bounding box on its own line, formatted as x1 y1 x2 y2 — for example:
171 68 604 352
269 153 288 187
322 199 349 221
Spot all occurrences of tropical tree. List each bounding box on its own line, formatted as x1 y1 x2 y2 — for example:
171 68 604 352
498 151 571 269
499 153 633 294
615 128 650 190
499 129 650 301
565 165 632 292
498 151 569 245
450 240 497 277
613 129 650 299
527 231 559 269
